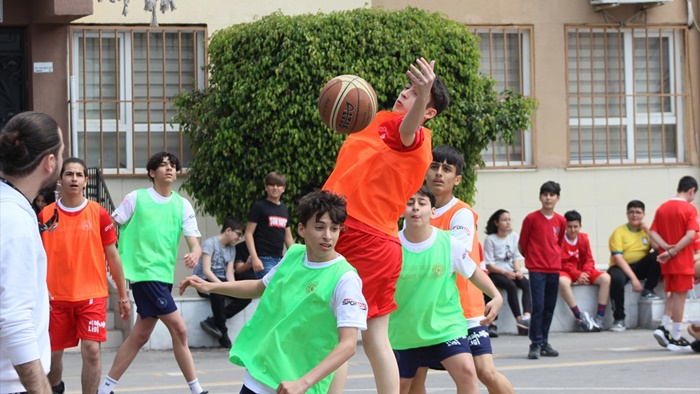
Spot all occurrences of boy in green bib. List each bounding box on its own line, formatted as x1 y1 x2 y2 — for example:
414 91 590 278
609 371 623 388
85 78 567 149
390 186 502 394
179 190 368 394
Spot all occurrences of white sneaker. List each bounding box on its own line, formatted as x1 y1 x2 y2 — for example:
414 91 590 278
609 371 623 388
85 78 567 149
610 319 626 332
577 311 596 332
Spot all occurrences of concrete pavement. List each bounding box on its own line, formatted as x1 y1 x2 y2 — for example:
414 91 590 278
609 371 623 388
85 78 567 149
59 328 700 393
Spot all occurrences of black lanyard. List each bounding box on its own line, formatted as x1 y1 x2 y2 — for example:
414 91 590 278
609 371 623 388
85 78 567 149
0 176 31 204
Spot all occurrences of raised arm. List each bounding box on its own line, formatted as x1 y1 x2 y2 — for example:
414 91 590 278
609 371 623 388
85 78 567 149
398 58 436 147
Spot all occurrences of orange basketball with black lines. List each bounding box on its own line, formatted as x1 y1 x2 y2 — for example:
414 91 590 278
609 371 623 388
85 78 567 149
318 75 378 134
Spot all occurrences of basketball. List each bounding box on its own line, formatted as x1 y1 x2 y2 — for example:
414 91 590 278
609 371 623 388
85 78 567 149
318 75 378 134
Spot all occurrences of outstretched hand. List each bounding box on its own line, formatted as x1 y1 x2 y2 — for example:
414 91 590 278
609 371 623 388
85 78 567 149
480 295 503 326
178 275 211 295
406 57 436 101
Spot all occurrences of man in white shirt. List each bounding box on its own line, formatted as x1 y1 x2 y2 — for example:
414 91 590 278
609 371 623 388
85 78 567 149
0 111 64 394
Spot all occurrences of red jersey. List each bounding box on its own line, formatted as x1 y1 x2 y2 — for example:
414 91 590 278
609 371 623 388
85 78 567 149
560 232 596 281
650 198 700 275
519 210 566 274
323 110 432 237
40 200 117 301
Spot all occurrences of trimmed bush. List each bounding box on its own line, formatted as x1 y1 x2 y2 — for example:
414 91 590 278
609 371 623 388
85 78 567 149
173 7 536 225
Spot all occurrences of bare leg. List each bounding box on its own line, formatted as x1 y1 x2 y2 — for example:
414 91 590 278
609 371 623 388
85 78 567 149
81 340 101 394
473 354 513 394
159 310 198 382
327 361 348 394
594 273 611 305
670 291 687 323
558 276 576 308
48 350 64 387
407 367 428 394
107 315 158 380
361 315 399 394
441 353 478 394
399 377 414 394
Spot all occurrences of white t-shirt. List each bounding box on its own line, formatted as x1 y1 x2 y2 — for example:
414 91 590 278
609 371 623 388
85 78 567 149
112 187 201 237
399 226 477 279
244 252 368 394
483 232 524 272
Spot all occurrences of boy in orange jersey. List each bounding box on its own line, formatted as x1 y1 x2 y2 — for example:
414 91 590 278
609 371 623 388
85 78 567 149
649 175 699 351
39 158 131 394
408 145 513 394
323 57 449 393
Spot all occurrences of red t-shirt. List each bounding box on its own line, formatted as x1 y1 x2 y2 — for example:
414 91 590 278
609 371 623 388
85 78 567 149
560 232 596 281
519 210 566 274
650 198 700 275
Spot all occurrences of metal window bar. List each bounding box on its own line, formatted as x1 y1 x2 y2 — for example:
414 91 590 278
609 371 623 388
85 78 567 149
566 25 689 166
471 26 535 168
69 25 207 175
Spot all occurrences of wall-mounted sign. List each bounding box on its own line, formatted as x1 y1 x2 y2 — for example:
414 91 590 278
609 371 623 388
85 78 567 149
34 62 54 73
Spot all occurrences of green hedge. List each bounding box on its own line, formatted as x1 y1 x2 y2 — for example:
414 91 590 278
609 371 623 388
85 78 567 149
173 7 536 225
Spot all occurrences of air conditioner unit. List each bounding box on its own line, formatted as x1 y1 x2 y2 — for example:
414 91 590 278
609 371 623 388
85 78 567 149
591 0 672 5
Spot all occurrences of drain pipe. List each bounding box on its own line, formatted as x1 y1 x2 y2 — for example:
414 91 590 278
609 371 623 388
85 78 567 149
69 75 79 157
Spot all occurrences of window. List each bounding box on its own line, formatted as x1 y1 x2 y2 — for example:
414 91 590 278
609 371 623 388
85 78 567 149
471 26 534 167
567 27 689 165
69 26 207 173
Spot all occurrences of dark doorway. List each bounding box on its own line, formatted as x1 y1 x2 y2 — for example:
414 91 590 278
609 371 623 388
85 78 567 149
0 28 26 130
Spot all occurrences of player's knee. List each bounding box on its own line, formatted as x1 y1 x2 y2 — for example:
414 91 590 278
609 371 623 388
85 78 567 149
476 365 498 386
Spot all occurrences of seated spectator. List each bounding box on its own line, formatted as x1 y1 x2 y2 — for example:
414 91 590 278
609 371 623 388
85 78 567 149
607 200 661 332
483 209 531 335
559 210 610 332
193 217 250 348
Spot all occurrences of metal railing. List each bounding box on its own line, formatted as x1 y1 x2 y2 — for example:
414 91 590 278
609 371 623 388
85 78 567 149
86 167 117 219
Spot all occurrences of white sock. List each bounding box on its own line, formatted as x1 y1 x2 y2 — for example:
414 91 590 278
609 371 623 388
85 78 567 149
98 376 118 394
188 378 203 394
671 322 682 341
661 315 671 329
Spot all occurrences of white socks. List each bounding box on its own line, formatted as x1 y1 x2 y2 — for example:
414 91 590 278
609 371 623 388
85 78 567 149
671 322 682 341
188 378 203 394
97 376 118 394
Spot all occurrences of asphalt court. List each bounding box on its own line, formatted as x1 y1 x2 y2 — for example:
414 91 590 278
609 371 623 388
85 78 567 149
59 328 700 393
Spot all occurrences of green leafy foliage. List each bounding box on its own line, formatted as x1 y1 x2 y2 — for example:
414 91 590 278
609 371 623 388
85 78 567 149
173 7 537 225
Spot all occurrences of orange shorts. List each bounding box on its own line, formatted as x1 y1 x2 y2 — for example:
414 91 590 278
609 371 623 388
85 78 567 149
663 274 694 292
336 221 402 319
49 297 108 350
560 270 605 285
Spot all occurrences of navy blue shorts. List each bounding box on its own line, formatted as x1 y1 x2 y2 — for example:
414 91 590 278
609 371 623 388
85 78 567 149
394 335 471 378
420 325 493 370
131 281 177 319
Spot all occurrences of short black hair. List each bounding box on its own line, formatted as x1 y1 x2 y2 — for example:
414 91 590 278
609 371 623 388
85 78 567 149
296 190 346 227
564 210 582 224
485 209 509 235
427 76 450 119
677 176 698 193
61 157 87 177
627 200 645 212
415 185 436 208
221 216 244 233
146 152 181 182
540 181 561 196
432 145 464 175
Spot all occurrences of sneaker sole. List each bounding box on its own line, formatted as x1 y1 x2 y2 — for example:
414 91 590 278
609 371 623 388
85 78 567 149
200 322 223 339
653 329 670 348
667 344 692 352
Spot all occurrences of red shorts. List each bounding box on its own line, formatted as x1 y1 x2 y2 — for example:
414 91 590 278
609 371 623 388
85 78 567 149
663 274 694 292
560 270 605 284
49 297 108 350
336 220 402 319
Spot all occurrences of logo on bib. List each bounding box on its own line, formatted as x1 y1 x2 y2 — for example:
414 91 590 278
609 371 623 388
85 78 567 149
306 281 319 294
432 264 445 277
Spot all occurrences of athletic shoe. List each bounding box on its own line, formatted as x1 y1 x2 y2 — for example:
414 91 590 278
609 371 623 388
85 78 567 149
52 381 65 394
488 324 499 338
527 343 540 359
666 336 692 351
516 322 529 336
199 392 209 394
219 334 232 349
594 314 604 331
641 289 660 299
653 325 672 348
521 316 531 327
200 317 222 339
577 311 596 332
690 340 700 353
540 342 559 357
610 319 626 332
